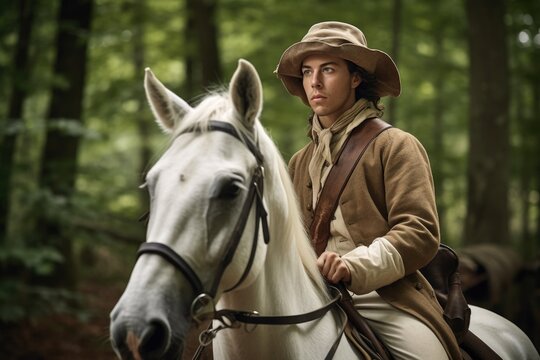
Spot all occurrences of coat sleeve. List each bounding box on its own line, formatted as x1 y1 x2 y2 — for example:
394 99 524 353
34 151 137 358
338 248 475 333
342 237 405 294
380 131 440 274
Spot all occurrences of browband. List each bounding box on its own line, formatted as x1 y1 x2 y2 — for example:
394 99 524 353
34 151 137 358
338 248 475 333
181 120 264 165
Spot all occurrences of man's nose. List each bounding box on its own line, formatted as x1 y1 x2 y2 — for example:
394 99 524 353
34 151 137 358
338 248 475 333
311 71 322 88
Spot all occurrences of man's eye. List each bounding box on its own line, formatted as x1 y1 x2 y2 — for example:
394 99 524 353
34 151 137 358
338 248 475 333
302 69 312 76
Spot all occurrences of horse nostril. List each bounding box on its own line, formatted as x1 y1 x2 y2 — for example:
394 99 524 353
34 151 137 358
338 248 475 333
139 319 170 357
111 323 127 354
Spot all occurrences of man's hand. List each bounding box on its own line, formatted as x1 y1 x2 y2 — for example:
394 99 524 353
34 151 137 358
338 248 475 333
317 251 351 284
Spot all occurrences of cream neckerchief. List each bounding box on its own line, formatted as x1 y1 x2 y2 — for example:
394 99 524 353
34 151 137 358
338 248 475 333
309 99 382 205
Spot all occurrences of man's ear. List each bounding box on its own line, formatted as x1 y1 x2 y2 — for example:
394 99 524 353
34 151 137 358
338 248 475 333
351 72 362 89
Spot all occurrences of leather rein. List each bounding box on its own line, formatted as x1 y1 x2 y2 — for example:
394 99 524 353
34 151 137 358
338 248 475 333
136 120 346 359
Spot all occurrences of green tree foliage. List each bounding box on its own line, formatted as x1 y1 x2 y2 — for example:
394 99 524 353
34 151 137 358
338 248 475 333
0 0 538 339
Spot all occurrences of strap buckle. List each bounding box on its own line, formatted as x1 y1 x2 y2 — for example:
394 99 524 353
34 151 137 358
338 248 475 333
191 293 216 324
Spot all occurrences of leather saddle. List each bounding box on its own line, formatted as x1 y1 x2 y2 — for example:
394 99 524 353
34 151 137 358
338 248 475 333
420 243 471 342
338 244 501 360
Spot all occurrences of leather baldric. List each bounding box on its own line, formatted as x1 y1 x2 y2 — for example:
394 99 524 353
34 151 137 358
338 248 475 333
308 117 394 360
309 117 392 256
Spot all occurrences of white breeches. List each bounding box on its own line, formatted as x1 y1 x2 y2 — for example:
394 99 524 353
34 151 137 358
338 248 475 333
353 291 449 360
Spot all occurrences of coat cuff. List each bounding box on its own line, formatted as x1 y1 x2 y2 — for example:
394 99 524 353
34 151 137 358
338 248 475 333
342 237 405 294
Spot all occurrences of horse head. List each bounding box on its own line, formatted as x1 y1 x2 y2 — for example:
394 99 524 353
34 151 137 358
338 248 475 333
109 59 271 359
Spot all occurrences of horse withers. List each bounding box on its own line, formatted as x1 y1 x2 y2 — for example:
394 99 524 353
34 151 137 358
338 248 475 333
109 59 539 360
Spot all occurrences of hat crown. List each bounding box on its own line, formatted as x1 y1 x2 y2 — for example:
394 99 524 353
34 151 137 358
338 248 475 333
303 21 368 48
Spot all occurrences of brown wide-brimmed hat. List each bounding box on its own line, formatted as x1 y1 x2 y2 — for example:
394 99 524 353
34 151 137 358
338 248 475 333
275 21 401 105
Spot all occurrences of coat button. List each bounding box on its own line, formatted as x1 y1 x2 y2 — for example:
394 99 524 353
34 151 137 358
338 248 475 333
307 181 312 188
307 204 312 211
415 282 423 291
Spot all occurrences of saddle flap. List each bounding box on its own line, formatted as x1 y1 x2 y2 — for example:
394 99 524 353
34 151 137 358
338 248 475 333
420 244 471 343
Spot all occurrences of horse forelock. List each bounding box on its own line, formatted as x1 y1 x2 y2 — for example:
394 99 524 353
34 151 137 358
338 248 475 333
171 91 258 154
172 91 232 136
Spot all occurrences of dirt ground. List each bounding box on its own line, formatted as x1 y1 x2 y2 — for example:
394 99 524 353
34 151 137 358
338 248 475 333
2 280 121 360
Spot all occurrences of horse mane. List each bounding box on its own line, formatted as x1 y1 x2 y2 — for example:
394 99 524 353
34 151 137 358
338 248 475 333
173 89 328 297
255 125 328 295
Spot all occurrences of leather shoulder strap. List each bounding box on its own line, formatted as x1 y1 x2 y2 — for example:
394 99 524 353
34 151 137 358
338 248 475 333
309 118 392 256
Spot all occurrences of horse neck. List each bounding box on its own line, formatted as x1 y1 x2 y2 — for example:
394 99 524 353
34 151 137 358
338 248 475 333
212 130 345 359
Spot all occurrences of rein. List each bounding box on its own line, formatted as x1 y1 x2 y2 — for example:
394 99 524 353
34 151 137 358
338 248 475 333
194 285 347 360
136 120 346 360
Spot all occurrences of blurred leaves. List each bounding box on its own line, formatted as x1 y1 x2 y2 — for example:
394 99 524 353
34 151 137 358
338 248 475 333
0 0 539 326
0 245 63 276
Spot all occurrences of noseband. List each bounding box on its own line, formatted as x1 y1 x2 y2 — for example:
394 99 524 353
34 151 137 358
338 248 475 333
137 120 269 299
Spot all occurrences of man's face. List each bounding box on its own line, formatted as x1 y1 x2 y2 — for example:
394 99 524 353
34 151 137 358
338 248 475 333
301 54 360 128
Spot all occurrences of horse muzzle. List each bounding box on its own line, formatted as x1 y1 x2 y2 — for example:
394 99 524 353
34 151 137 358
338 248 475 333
110 300 189 360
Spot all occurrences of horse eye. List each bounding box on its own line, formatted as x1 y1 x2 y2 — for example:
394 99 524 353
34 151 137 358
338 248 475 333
210 174 246 199
219 181 241 199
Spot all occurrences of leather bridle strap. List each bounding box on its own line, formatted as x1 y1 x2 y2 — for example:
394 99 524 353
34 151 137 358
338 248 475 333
137 242 204 295
223 173 268 293
200 286 347 360
215 286 342 325
191 120 264 164
179 121 268 297
214 166 266 295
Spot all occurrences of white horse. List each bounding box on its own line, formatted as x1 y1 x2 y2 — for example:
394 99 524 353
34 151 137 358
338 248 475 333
109 59 539 360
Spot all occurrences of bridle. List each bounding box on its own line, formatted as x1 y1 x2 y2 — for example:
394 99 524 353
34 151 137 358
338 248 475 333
136 120 346 360
138 120 269 298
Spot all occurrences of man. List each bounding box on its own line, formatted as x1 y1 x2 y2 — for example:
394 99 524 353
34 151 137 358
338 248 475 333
276 21 461 359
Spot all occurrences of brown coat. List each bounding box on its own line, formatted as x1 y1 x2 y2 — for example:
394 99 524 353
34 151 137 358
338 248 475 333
289 127 462 359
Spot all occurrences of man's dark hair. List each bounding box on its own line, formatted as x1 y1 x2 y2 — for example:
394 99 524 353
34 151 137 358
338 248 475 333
346 61 382 110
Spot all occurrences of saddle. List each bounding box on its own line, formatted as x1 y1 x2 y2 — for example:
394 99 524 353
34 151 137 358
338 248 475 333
309 118 501 359
333 246 473 360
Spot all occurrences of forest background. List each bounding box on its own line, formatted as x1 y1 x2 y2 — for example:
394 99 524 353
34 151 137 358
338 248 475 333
0 0 539 358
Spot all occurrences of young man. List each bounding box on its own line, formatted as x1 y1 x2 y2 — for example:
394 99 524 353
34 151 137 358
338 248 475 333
276 21 461 359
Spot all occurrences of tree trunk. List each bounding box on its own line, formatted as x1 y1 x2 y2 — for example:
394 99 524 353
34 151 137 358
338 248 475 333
464 0 510 245
0 0 35 243
184 0 200 101
532 72 540 261
432 4 446 243
187 0 222 89
37 0 93 288
386 0 402 125
131 0 151 210
432 25 446 241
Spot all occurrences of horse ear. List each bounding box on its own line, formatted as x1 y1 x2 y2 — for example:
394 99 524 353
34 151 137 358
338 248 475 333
144 68 192 133
229 59 262 129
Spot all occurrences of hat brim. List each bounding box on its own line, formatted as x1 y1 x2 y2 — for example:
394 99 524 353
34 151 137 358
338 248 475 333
276 41 401 105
